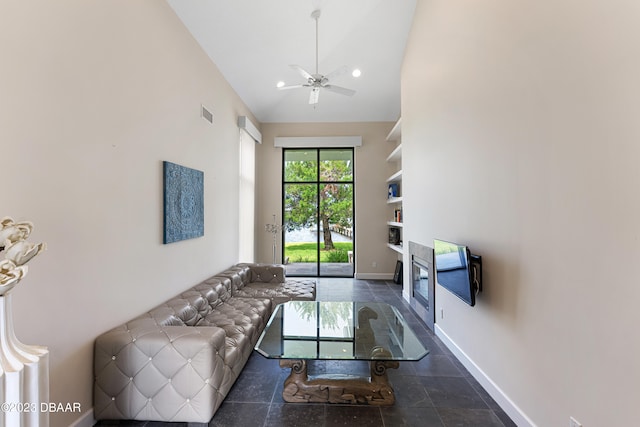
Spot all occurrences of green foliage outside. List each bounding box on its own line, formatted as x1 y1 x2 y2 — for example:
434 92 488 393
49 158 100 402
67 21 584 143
284 149 353 251
434 240 461 255
285 242 353 263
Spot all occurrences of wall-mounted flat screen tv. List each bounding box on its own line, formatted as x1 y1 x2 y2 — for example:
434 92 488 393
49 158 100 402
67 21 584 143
434 239 482 306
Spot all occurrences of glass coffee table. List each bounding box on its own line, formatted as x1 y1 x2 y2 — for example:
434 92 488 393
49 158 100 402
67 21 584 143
255 301 428 406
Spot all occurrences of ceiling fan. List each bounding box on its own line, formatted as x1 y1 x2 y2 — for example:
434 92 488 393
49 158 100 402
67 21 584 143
278 9 356 105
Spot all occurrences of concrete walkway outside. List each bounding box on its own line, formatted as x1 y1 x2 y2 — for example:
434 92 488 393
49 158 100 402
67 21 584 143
285 262 354 277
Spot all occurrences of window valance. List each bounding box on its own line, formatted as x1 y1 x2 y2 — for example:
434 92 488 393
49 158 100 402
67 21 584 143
274 136 362 148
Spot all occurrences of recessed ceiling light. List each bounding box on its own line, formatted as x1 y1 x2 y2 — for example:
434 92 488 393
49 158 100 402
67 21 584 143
276 81 285 88
352 69 361 78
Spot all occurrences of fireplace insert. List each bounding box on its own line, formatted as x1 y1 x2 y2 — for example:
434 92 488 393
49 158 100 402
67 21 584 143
408 241 435 331
412 257 430 308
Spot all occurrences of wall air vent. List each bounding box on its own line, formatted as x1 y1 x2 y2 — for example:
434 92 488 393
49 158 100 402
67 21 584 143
201 105 214 124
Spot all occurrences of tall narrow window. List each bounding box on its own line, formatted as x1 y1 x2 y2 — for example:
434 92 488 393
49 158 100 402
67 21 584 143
282 148 354 277
238 129 255 261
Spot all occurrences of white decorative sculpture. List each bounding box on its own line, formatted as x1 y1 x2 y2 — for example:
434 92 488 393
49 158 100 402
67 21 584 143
0 216 48 427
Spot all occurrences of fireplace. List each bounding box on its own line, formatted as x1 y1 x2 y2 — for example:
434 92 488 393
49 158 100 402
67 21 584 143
408 241 435 331
412 257 430 308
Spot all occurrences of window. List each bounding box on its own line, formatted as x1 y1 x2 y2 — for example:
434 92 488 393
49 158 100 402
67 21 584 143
282 148 354 277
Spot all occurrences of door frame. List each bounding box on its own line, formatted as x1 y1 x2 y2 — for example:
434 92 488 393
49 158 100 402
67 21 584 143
281 147 355 278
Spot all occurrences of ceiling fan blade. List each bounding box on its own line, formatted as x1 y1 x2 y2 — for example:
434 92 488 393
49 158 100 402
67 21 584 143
323 85 356 96
278 84 308 91
323 65 349 82
309 87 320 104
290 64 314 81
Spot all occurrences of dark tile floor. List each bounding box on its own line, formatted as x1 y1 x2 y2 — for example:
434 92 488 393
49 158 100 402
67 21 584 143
95 278 517 427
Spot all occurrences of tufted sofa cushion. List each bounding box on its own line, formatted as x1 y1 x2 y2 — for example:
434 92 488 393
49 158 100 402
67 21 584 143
215 265 250 293
93 318 228 422
224 263 316 303
240 263 286 283
233 278 316 305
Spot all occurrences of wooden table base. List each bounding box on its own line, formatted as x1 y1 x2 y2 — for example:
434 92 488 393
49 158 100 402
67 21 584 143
279 348 400 406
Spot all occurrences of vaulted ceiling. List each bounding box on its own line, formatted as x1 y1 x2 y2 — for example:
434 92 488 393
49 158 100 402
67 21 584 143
167 0 416 123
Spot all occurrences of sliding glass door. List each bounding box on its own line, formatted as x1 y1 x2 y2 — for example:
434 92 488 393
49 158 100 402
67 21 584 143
283 148 354 277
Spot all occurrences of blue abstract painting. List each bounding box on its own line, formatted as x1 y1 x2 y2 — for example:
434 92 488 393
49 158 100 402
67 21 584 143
163 161 204 244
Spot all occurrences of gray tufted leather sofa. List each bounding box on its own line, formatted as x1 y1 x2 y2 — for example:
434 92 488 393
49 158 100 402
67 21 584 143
93 263 316 423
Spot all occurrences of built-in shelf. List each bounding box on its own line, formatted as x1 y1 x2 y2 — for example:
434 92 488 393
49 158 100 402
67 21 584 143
386 118 402 142
387 170 402 183
385 118 403 264
386 144 402 162
387 243 403 254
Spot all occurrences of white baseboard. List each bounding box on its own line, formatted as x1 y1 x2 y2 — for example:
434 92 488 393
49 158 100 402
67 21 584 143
68 409 95 427
434 325 536 427
354 272 394 280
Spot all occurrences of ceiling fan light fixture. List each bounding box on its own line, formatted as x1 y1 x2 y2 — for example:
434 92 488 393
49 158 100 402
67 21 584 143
352 69 362 78
277 7 355 105
309 87 320 105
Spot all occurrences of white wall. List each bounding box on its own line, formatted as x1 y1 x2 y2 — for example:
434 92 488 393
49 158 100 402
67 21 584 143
402 1 640 426
1 1 257 426
256 122 397 278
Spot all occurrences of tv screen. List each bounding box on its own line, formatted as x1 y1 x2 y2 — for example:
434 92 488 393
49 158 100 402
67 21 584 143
434 239 482 306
